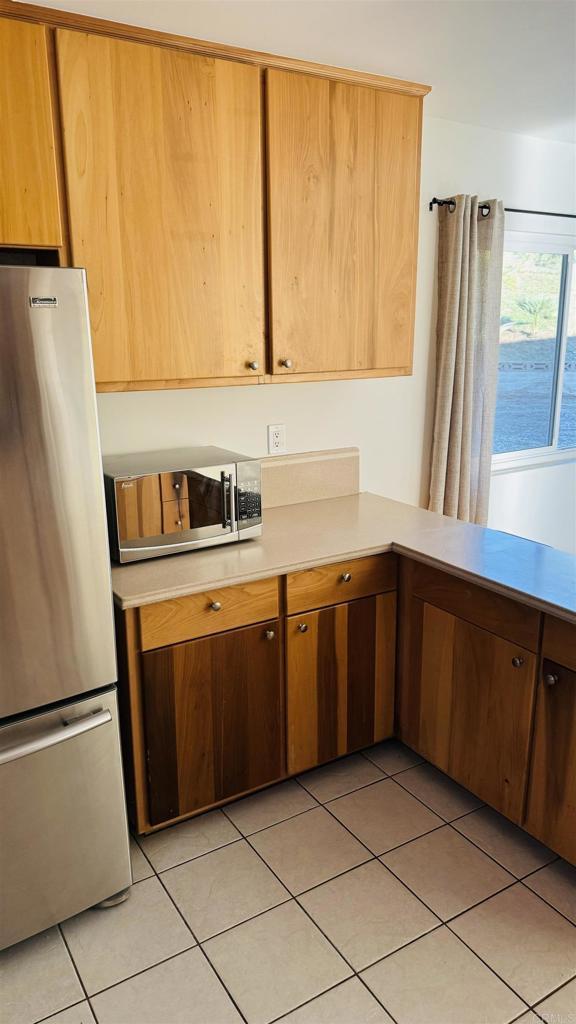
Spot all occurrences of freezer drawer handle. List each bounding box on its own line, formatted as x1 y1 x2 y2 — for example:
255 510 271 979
0 709 112 766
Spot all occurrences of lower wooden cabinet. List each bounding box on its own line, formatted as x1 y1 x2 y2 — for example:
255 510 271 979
286 593 396 774
142 619 284 825
525 658 576 863
400 600 537 823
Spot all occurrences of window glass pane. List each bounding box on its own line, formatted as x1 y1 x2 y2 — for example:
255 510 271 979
493 250 565 454
558 253 576 450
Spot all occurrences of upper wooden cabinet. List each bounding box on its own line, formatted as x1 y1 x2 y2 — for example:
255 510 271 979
266 69 422 377
56 31 265 388
0 18 62 247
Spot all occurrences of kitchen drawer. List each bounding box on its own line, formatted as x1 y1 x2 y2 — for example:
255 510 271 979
543 614 576 672
285 554 396 614
139 577 280 650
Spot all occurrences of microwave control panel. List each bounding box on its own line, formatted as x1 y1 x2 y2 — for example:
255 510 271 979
235 460 262 529
237 480 262 520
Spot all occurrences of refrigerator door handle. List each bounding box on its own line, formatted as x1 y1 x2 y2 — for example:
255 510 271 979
0 709 112 766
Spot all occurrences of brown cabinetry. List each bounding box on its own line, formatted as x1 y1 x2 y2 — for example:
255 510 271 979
287 592 396 774
398 560 539 823
142 620 284 824
525 616 576 863
56 30 265 389
0 17 62 247
266 69 422 378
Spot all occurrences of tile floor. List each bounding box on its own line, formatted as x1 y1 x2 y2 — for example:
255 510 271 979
2 741 575 1024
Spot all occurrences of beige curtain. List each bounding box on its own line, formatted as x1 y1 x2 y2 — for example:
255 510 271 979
428 195 505 524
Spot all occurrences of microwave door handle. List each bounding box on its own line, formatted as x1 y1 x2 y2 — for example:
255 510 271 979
220 472 233 529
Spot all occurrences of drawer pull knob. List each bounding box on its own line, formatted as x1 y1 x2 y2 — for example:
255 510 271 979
298 623 308 633
265 629 275 640
511 656 524 668
210 601 222 612
173 482 180 490
247 360 259 371
280 358 293 368
341 572 352 583
544 672 559 687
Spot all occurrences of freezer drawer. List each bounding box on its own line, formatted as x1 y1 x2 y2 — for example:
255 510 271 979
0 688 131 950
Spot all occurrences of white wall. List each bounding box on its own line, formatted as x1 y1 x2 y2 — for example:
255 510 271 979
97 115 576 521
489 462 576 553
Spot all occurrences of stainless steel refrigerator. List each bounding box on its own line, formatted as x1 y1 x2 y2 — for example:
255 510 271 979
0 266 131 950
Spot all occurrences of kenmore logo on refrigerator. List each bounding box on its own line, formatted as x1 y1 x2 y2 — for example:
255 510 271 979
29 296 58 308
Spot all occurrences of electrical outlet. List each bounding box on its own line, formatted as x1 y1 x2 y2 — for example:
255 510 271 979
267 423 287 454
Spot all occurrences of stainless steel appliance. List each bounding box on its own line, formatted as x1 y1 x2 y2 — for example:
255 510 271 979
103 446 262 563
0 266 131 950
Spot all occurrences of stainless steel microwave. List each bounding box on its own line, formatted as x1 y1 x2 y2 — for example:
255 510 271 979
103 447 262 563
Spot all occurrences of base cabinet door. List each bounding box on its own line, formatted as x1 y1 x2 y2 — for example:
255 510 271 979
525 659 576 864
406 602 537 822
142 620 284 825
286 593 395 774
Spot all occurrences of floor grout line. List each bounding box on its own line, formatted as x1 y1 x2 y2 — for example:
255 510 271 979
12 744 576 1024
152 865 250 1024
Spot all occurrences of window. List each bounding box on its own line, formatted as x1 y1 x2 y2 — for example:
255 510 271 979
492 234 576 464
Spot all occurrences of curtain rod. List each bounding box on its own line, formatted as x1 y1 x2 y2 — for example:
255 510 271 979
429 197 576 219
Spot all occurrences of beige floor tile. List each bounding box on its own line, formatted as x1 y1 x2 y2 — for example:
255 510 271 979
451 884 576 1005
362 740 423 775
249 806 369 895
203 901 352 1024
382 826 513 920
395 764 483 821
162 840 290 940
298 754 385 803
534 977 576 1022
91 948 242 1023
281 978 394 1023
0 927 84 1024
328 779 442 855
43 1004 96 1024
361 926 526 1024
299 860 439 970
224 781 317 836
129 837 154 883
453 807 556 878
61 876 194 996
138 810 240 872
523 860 576 924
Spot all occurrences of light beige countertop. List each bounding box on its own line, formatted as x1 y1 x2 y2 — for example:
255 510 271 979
111 492 576 622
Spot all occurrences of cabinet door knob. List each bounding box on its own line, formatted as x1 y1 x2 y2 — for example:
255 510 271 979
176 519 182 527
247 360 259 371
210 601 222 612
280 358 293 368
341 572 352 583
544 672 559 687
173 482 180 490
511 656 524 668
298 623 308 633
265 629 275 640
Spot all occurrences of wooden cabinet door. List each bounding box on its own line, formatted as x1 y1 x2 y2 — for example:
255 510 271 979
266 69 421 376
525 659 576 864
56 31 264 387
407 602 537 822
287 593 395 774
142 620 284 825
0 18 62 246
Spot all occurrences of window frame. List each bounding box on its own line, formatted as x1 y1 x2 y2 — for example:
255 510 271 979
492 230 576 472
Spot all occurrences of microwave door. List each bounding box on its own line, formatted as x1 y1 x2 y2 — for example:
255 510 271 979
184 465 236 541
